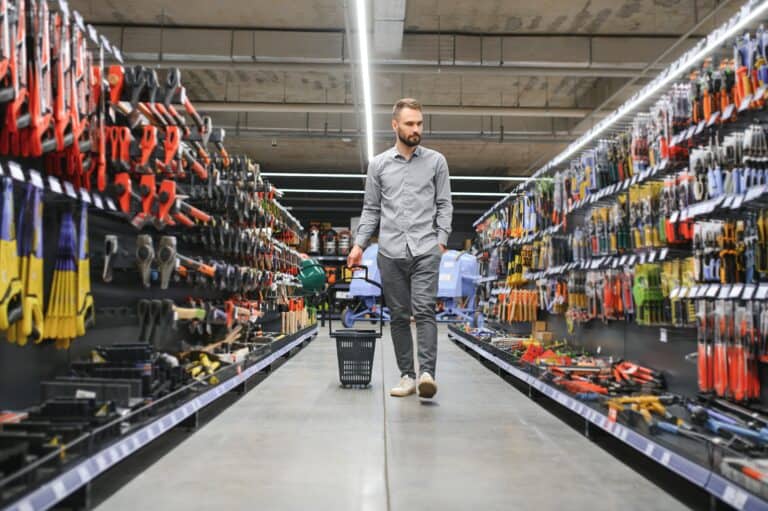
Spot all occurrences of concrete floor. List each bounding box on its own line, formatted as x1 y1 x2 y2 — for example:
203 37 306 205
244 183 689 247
96 326 688 511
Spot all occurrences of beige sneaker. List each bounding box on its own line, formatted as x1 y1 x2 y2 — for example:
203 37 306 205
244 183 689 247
390 375 417 397
418 373 437 398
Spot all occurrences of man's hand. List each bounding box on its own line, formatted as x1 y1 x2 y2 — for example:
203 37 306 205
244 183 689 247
347 244 363 268
439 244 447 253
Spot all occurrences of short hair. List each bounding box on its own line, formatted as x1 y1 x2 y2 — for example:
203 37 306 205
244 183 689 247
392 98 422 119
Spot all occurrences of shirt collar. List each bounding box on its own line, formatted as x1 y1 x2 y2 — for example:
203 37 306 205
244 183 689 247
391 145 422 161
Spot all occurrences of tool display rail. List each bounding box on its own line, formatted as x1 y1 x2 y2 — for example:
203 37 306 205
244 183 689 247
524 247 673 281
447 325 768 511
1 161 119 212
508 223 564 247
4 325 319 511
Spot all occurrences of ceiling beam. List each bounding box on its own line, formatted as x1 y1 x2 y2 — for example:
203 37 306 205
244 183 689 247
220 127 573 143
197 101 598 118
124 57 650 79
373 0 406 56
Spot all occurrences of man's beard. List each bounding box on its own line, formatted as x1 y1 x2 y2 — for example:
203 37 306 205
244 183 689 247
397 130 421 147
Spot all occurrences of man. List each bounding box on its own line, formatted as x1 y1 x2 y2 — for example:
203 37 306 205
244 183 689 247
347 98 453 399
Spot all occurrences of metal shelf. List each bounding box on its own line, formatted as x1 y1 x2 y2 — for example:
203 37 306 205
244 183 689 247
447 326 768 511
4 325 319 511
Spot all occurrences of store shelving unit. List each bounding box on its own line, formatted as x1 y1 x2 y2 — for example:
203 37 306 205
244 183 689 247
448 326 768 511
3 325 319 511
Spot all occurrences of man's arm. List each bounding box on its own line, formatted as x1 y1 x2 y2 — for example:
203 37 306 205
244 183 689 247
349 160 381 267
354 159 381 248
435 155 453 250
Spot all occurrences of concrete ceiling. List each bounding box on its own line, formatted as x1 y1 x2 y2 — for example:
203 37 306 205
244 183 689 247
69 0 745 227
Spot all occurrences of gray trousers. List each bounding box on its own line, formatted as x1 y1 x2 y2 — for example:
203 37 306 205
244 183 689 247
377 246 441 378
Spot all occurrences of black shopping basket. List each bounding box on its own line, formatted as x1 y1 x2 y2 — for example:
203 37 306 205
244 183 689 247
329 265 383 387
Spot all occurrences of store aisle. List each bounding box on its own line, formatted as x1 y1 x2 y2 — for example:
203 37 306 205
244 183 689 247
96 326 687 511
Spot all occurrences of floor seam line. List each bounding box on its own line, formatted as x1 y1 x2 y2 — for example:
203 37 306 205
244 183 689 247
381 338 392 511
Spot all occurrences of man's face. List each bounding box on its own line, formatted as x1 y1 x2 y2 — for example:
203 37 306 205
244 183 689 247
392 107 423 147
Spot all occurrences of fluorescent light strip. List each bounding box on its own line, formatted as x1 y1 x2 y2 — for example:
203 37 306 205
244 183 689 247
355 0 374 161
515 0 768 193
260 172 531 182
279 188 509 197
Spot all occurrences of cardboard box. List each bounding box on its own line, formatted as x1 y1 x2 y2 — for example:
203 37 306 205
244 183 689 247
534 331 554 342
534 321 548 332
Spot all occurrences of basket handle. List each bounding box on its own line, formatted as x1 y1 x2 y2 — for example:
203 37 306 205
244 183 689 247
328 265 384 338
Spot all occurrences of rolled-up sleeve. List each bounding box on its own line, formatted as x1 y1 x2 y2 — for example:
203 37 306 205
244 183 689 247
435 156 453 246
355 160 381 248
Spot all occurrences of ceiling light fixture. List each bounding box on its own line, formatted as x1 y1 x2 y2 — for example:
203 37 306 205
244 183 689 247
260 172 532 182
355 0 375 161
278 188 510 198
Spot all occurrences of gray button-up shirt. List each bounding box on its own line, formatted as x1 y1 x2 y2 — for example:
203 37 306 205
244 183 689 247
355 145 453 259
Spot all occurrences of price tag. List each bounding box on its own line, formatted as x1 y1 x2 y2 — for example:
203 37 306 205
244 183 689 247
719 285 732 299
590 195 597 203
612 258 620 268
670 287 680 299
659 328 668 343
722 196 734 209
48 176 63 194
659 248 669 261
7 161 24 181
631 175 639 185
106 198 118 211
739 95 752 112
757 284 768 300
618 255 627 266
100 36 112 55
722 485 749 509
29 169 44 189
638 253 646 264
113 46 124 64
669 211 679 223
63 181 77 199
87 24 99 44
80 189 92 203
682 286 693 298
706 285 721 298
731 195 745 209
660 451 671 467
743 283 757 300
648 250 657 263
92 194 104 209
660 159 669 171
722 104 735 121
590 259 601 269
623 180 630 190
686 126 696 139
707 111 720 127
628 255 637 266
695 120 706 135
730 284 744 299
756 85 767 100
746 184 767 202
